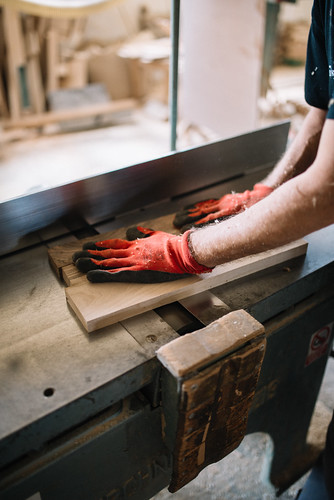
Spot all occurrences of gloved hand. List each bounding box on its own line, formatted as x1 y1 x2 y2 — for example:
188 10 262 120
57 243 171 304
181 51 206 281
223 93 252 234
173 183 273 230
72 226 212 283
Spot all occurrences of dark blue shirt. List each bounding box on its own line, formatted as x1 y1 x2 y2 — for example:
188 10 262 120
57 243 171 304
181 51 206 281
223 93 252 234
305 0 334 118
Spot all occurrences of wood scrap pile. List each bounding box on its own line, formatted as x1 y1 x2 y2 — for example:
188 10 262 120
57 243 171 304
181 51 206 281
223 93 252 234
0 4 171 138
0 6 144 135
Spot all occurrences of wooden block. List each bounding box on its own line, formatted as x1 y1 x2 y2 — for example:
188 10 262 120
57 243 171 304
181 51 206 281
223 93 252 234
157 309 264 377
62 264 84 286
169 344 266 491
48 241 85 278
65 239 308 333
3 98 137 130
88 47 132 100
158 310 267 492
61 56 88 90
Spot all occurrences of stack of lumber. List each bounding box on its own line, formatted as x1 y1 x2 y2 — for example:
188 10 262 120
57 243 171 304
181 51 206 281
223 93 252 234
276 20 310 65
0 6 137 133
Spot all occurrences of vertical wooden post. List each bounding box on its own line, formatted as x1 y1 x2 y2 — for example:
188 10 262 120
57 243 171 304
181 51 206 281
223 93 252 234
25 15 45 114
46 20 59 94
2 7 28 118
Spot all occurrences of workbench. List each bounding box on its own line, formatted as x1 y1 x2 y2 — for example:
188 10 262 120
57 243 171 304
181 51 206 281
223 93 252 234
0 123 333 499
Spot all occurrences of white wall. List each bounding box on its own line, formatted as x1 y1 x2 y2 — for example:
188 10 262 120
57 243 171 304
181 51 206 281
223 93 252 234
179 0 266 139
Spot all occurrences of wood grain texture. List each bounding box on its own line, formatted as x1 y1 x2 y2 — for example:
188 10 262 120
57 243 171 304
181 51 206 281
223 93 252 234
65 239 308 332
156 310 264 377
158 310 266 492
168 339 266 492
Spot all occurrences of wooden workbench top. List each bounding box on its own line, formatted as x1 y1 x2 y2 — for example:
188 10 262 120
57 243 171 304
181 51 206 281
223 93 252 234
0 243 178 466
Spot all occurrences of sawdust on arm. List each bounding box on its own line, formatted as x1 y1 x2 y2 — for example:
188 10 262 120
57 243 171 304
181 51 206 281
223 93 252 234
189 115 334 268
262 106 326 188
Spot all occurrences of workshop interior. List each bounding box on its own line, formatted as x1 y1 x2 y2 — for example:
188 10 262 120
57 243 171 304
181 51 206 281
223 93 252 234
0 0 333 499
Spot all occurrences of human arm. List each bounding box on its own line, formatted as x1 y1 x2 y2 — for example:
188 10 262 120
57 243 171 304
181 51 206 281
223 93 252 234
189 117 334 268
173 107 326 231
73 226 211 282
73 112 334 283
261 106 326 188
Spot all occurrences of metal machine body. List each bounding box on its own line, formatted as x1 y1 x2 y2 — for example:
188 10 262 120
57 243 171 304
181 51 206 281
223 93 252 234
0 123 333 499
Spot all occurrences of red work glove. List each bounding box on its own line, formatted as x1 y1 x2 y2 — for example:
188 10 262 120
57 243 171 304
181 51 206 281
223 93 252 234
72 226 212 283
173 183 273 230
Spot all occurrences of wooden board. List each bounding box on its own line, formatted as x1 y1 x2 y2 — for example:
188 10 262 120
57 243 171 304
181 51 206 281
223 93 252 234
65 239 308 333
2 98 137 130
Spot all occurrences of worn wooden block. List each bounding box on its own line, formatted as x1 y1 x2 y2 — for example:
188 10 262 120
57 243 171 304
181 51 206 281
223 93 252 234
159 310 267 492
157 309 264 377
181 366 221 411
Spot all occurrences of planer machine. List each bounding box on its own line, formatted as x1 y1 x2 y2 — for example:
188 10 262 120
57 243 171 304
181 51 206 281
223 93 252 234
0 122 334 499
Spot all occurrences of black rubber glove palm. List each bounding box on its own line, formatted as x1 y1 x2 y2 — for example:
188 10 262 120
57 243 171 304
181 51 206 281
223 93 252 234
72 226 211 283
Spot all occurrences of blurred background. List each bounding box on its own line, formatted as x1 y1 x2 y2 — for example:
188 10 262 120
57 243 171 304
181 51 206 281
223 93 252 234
0 0 312 202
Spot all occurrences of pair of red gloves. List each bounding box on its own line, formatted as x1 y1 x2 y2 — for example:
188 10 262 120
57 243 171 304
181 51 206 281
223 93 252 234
73 184 273 283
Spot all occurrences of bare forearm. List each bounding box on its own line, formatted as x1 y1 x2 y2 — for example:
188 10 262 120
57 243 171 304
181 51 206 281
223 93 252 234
190 173 333 267
262 107 326 188
190 118 334 268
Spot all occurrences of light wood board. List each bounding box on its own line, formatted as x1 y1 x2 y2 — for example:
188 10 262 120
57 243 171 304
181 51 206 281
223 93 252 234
66 239 308 333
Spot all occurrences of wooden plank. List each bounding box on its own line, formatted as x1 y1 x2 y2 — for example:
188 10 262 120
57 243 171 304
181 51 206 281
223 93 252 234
156 309 264 377
65 239 308 332
88 47 132 100
2 98 138 130
2 7 27 118
46 21 59 93
24 15 45 114
121 310 179 357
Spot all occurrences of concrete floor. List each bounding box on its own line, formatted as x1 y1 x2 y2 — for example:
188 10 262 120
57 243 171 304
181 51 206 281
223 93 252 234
1 64 333 498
